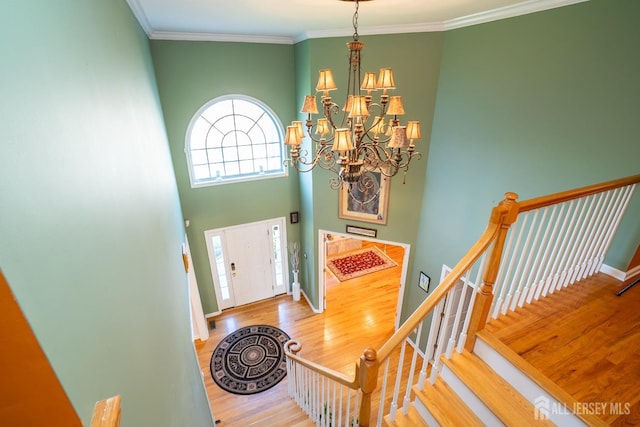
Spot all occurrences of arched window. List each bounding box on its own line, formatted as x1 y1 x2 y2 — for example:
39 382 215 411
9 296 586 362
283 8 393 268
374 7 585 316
185 95 286 187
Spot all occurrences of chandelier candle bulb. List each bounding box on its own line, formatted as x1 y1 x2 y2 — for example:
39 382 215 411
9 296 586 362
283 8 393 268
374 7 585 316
316 69 337 97
285 126 302 146
386 96 405 116
376 68 396 93
361 72 378 94
292 121 305 141
348 96 370 118
387 126 409 149
332 128 354 153
343 95 354 112
316 118 331 138
370 116 385 137
406 121 421 147
301 95 318 114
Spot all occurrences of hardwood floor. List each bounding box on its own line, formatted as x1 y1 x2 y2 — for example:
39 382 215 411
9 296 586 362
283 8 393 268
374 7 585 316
485 273 640 426
195 243 406 426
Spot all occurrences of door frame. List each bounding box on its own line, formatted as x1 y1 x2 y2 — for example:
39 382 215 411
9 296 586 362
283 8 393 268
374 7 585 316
318 229 410 331
204 217 289 310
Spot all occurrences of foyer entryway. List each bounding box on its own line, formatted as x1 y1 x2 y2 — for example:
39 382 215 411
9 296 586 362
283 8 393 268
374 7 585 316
204 217 288 309
319 230 409 329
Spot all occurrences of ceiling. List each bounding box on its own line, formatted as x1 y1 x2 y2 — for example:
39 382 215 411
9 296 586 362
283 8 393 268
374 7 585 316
126 0 588 44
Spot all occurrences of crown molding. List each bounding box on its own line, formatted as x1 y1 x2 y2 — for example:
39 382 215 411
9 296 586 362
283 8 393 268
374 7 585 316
132 0 590 44
298 22 445 43
125 0 153 36
442 0 590 30
148 31 294 45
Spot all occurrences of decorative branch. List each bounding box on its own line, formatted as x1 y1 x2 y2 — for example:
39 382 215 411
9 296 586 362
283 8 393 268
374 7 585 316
289 241 300 272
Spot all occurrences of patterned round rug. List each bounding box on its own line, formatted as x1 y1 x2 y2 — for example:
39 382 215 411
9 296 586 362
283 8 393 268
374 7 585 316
210 325 290 395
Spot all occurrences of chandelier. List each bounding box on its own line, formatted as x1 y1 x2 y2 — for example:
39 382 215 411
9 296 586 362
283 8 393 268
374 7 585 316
284 0 421 197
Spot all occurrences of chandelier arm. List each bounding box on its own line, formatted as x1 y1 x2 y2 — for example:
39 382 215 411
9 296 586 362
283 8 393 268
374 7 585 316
293 145 336 167
288 143 360 178
322 101 342 131
359 143 395 167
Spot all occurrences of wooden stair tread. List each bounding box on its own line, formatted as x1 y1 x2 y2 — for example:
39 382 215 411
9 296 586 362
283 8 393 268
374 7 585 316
290 419 316 427
414 378 484 426
442 350 555 427
383 405 428 427
476 329 610 427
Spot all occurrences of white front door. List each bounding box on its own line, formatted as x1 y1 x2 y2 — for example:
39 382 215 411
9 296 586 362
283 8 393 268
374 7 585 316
225 223 274 306
205 218 288 310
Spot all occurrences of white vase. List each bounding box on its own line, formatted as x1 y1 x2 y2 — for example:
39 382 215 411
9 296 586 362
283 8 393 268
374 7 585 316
292 269 301 302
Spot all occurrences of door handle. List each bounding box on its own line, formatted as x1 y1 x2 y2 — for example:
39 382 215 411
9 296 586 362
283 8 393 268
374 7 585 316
231 262 236 271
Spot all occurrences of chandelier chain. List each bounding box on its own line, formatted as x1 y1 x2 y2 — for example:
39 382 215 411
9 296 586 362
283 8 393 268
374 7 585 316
353 0 360 40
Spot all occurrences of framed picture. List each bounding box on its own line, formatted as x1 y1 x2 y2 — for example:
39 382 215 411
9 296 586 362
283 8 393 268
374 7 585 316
290 211 299 224
418 271 430 293
346 224 377 238
338 170 390 225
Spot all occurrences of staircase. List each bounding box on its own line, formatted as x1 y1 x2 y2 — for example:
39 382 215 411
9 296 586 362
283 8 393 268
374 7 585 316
285 174 640 427
385 270 638 426
386 331 587 426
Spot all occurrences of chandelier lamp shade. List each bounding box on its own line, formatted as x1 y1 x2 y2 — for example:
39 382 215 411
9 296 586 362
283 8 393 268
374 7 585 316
284 0 422 191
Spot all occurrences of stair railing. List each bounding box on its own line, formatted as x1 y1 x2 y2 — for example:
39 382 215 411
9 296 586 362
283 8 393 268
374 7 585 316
285 173 639 427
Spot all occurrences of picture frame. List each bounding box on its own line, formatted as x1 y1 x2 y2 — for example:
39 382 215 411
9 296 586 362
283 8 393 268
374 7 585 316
418 271 430 293
345 224 377 238
338 169 390 225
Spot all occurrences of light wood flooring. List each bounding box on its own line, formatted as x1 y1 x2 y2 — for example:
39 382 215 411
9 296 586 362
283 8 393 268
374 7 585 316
485 273 640 426
195 242 407 426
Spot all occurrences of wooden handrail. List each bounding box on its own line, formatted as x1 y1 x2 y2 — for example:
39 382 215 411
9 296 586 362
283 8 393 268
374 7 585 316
377 212 505 362
518 174 640 212
90 395 121 427
285 340 359 389
285 173 640 426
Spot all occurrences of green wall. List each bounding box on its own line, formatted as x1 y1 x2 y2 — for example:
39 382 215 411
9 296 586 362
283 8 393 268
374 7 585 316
0 2 214 426
405 0 640 318
150 32 444 312
295 34 444 308
150 41 300 313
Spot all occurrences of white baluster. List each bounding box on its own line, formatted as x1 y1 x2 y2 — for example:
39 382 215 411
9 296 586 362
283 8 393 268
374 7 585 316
377 359 390 425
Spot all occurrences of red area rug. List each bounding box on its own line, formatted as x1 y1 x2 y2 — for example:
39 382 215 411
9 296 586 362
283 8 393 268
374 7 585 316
327 246 397 281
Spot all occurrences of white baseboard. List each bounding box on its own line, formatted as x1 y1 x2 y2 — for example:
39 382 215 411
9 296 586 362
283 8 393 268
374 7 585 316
625 264 640 280
599 263 626 281
301 289 322 313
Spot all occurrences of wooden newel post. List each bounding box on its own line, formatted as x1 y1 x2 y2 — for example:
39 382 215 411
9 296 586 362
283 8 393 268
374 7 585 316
465 192 519 351
358 348 379 427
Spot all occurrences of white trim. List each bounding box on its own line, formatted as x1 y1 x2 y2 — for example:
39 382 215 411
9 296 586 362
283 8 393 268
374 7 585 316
185 94 288 189
149 30 294 45
125 0 153 36
301 289 322 314
625 264 640 280
140 0 590 44
205 311 221 319
599 263 626 281
185 238 209 341
442 0 589 31
191 344 217 424
204 217 289 311
299 22 444 43
318 229 410 331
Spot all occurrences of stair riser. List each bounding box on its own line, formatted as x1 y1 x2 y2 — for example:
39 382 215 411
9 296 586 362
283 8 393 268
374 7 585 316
413 398 440 427
440 365 504 426
473 337 586 427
